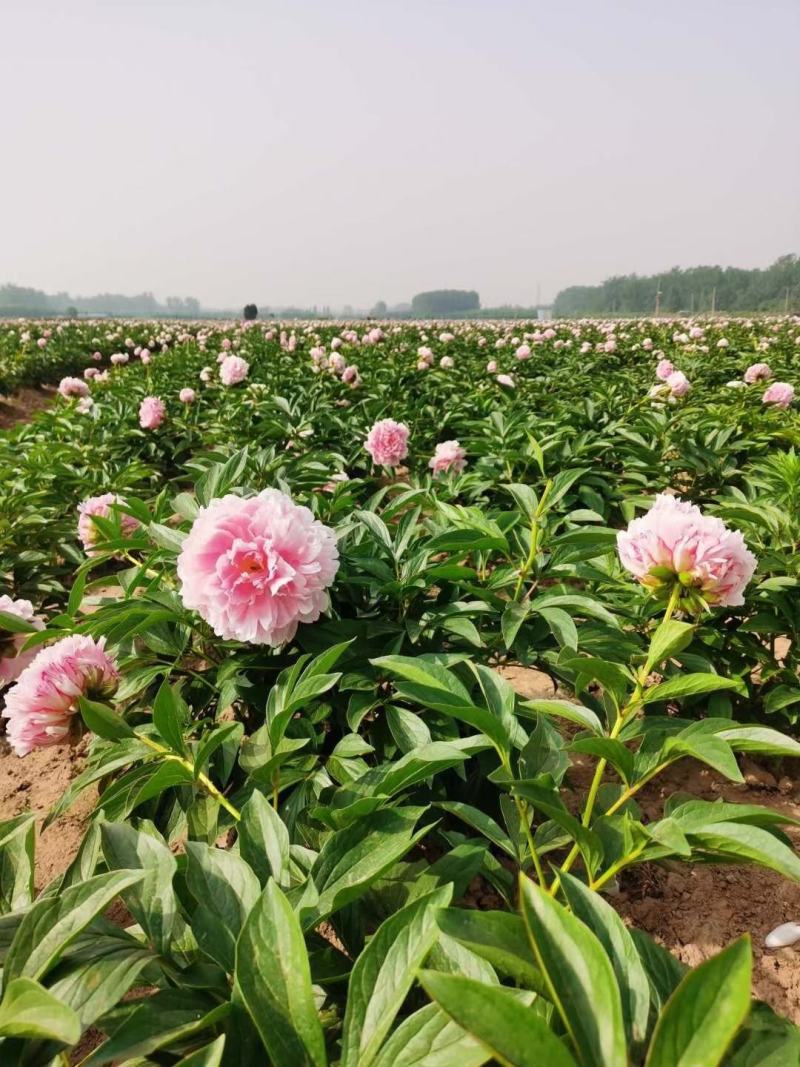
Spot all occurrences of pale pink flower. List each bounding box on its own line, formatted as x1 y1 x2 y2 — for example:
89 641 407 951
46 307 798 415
655 359 674 381
486 360 498 373
58 377 89 399
429 440 467 475
179 387 196 404
762 382 794 409
84 367 99 380
110 353 129 366
76 396 94 415
744 362 773 384
329 353 346 374
177 490 339 646
341 365 360 387
37 337 47 349
666 370 691 397
77 493 140 554
496 374 515 388
515 344 531 360
219 355 249 386
199 366 213 382
139 396 166 429
0 597 44 688
617 493 757 607
221 338 232 351
364 418 410 467
439 356 454 369
2 636 119 756
717 338 729 348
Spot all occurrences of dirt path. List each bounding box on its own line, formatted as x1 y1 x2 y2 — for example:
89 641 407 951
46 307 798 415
0 386 56 429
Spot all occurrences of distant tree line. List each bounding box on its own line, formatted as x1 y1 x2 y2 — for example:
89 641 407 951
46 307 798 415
0 284 201 317
411 289 480 315
553 255 799 317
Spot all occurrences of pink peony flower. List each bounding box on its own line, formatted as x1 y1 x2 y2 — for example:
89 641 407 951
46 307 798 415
496 374 515 388
655 359 674 381
666 370 691 397
762 382 795 409
341 365 360 387
0 596 44 688
515 344 531 360
364 418 410 467
439 356 454 369
486 360 498 373
179 387 196 404
744 362 773 384
77 493 140 554
617 493 756 608
37 337 47 349
110 353 129 365
139 396 166 429
429 440 467 475
199 366 213 382
76 396 94 415
219 355 249 386
2 636 119 756
717 338 729 348
59 377 89 399
177 490 339 646
84 367 99 380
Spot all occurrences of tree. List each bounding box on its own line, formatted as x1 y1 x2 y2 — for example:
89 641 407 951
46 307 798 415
371 300 387 317
65 306 78 318
410 290 480 316
243 303 258 321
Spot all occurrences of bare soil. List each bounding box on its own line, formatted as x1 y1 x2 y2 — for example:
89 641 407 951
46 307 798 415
1 664 799 1022
0 385 56 429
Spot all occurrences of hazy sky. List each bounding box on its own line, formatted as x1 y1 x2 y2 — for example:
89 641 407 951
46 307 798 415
2 0 798 308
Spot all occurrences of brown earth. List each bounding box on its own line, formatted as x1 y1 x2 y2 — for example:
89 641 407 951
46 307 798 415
1 664 799 1024
0 385 56 429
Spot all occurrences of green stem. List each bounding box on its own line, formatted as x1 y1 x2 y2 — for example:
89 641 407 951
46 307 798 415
513 480 552 601
549 583 683 894
138 734 241 821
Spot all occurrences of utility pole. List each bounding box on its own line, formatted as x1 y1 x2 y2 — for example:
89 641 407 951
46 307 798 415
785 287 790 314
654 281 662 317
711 287 716 314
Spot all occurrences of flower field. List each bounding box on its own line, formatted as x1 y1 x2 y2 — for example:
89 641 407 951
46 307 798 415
1 314 800 1064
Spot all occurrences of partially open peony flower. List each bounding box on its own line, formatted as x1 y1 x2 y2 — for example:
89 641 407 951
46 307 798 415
364 419 410 467
666 370 691 397
219 355 250 386
59 377 89 399
177 489 339 646
762 382 794 409
429 440 467 475
2 636 119 756
617 493 757 608
496 373 515 388
744 362 772 384
179 387 196 404
139 396 166 429
655 359 674 381
0 596 45 687
77 493 140 555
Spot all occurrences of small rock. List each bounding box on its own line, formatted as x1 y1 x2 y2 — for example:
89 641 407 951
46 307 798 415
765 922 800 949
778 776 793 795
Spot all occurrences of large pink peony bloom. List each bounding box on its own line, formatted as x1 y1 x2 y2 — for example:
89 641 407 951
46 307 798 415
2 636 119 756
617 493 757 607
762 382 794 409
429 440 467 475
655 359 674 381
177 490 339 646
77 493 140 555
364 419 410 467
0 596 44 687
219 355 250 386
59 377 89 399
744 362 772 384
139 396 166 429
